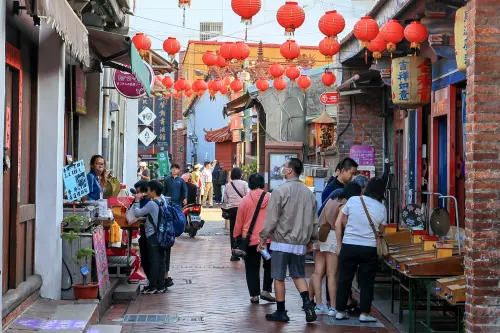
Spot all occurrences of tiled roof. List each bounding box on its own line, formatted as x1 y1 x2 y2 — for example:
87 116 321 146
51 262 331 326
204 125 232 143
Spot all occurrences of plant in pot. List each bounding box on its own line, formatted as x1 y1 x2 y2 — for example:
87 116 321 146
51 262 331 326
61 214 98 300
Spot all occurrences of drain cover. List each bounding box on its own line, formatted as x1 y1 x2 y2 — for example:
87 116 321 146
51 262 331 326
123 314 178 324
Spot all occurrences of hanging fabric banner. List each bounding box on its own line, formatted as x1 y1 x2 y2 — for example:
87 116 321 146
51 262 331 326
454 6 467 73
391 56 432 107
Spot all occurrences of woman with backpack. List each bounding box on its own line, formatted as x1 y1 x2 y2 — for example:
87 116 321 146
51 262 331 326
233 173 275 304
223 167 250 261
130 180 170 294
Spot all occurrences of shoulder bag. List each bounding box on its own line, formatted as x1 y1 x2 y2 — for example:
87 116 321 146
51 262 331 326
318 203 344 242
360 197 389 259
231 181 244 198
232 192 266 258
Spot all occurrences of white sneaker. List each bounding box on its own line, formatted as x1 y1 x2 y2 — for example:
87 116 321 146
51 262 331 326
314 304 328 315
336 312 349 320
359 314 377 322
327 308 336 316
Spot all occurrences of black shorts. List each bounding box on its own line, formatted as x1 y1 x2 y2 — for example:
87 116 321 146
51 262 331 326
271 251 306 280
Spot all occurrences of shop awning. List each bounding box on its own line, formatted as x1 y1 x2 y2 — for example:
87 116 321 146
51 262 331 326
223 93 255 116
88 27 151 96
26 0 90 66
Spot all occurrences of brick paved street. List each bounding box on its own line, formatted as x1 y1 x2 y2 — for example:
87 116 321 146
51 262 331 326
101 210 398 333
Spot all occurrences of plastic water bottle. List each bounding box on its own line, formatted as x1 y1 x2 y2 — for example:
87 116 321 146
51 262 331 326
260 248 271 260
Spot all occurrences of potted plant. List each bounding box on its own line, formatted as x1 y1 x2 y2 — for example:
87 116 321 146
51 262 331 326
61 215 98 299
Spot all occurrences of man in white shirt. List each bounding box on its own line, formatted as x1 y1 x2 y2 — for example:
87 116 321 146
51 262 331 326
201 161 214 208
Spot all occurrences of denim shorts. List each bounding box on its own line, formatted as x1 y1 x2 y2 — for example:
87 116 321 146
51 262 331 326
270 250 306 280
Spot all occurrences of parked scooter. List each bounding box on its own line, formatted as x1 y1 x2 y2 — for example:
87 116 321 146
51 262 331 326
183 203 205 237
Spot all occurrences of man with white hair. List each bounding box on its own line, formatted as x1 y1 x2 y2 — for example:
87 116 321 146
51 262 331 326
138 161 151 181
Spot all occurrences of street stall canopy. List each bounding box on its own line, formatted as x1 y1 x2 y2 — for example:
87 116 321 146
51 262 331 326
26 0 90 66
88 27 151 96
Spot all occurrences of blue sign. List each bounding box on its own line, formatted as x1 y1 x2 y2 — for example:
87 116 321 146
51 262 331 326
63 160 89 202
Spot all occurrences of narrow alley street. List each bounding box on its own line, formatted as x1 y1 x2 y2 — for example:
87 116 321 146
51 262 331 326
99 210 397 333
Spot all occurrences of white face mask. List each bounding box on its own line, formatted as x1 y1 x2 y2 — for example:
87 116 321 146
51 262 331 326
281 167 289 178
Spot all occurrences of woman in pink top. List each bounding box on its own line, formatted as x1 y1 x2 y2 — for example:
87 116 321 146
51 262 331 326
234 173 275 304
224 168 250 261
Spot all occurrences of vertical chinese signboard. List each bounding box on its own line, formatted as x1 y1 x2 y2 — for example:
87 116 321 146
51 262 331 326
391 56 432 107
138 96 171 159
454 6 467 72
75 67 87 115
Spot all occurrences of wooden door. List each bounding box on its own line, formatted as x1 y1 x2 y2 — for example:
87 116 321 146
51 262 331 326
3 67 13 294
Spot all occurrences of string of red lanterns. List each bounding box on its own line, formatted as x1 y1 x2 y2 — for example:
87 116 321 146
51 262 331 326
380 20 404 55
276 1 305 36
231 0 261 25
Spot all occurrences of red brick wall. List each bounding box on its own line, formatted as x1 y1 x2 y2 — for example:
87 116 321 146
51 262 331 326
172 58 186 170
336 88 384 176
465 1 500 331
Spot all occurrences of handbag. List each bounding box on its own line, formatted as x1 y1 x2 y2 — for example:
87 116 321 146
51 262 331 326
232 192 266 257
360 197 389 259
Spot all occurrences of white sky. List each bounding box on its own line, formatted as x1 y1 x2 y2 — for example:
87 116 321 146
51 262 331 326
130 0 376 60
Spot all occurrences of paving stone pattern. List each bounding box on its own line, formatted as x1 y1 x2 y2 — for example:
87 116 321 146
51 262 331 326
101 219 398 333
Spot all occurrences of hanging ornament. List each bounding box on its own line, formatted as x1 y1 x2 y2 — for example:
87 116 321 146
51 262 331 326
269 63 285 78
211 78 223 92
220 85 229 95
322 70 336 87
318 10 345 38
404 21 428 50
173 90 181 99
273 76 287 92
132 33 151 57
163 37 181 61
174 78 188 92
280 40 301 62
256 78 270 93
223 75 235 87
230 78 244 92
276 1 305 36
354 16 379 63
202 50 218 68
185 89 193 98
162 76 174 89
285 65 300 82
297 74 311 91
319 37 340 62
312 111 335 148
231 0 262 25
230 41 250 62
217 55 229 68
220 42 234 61
367 33 386 63
193 79 208 97
380 19 404 54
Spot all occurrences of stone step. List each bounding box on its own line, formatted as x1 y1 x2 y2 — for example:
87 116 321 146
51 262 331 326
112 283 140 301
86 325 122 333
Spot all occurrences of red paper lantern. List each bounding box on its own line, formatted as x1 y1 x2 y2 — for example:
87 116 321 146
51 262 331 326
173 90 181 99
256 78 269 92
280 40 301 62
315 122 335 148
231 42 250 61
380 19 404 53
220 42 234 60
297 74 311 91
269 63 285 78
318 10 345 38
174 78 188 91
322 70 336 87
404 21 428 49
132 33 151 51
276 1 305 35
162 76 174 89
353 16 379 48
231 0 262 25
285 65 300 82
193 79 208 97
220 85 229 95
163 37 181 60
202 50 218 67
185 89 193 98
184 82 192 91
223 75 235 87
217 55 228 68
210 78 223 92
319 37 340 61
367 33 386 61
273 76 287 91
230 78 244 92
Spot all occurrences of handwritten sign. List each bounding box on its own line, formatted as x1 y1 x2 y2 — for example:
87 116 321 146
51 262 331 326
63 160 89 202
350 145 375 166
92 225 110 297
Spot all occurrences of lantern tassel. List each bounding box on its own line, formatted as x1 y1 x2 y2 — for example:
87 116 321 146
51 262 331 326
365 50 368 64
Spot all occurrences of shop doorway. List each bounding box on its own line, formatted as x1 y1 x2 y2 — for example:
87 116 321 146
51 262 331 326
3 66 13 293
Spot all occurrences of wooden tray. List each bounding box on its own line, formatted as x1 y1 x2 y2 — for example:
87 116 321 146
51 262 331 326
405 256 464 277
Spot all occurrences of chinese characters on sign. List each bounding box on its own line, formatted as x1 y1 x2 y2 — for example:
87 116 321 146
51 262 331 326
114 61 154 99
92 224 110 297
391 56 431 107
315 123 334 148
63 160 89 202
454 6 467 72
138 95 171 158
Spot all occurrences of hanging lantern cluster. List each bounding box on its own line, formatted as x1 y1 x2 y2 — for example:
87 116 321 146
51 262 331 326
280 40 301 62
366 33 386 63
277 1 305 36
380 19 404 55
319 37 340 62
163 37 181 61
132 33 151 57
231 0 261 25
404 21 428 50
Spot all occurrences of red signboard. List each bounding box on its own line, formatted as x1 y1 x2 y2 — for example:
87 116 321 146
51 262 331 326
319 92 339 105
92 225 110 297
